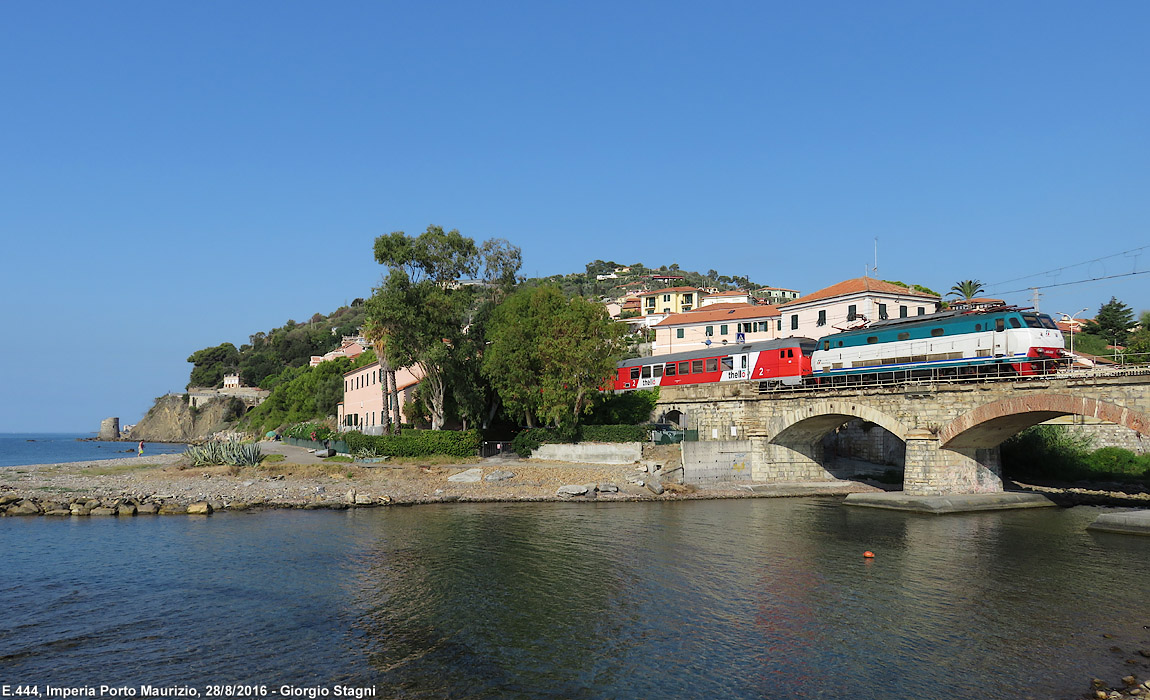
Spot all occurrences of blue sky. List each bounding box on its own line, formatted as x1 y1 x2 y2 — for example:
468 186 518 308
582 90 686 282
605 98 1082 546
2 1 1147 432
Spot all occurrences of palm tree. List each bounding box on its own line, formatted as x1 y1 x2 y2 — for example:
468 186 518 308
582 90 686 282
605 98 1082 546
948 279 985 300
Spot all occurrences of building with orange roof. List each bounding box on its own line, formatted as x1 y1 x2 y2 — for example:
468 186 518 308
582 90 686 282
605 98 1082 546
777 277 940 340
651 303 781 355
639 286 704 316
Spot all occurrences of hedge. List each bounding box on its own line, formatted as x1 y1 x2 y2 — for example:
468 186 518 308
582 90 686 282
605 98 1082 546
343 429 482 458
510 424 651 458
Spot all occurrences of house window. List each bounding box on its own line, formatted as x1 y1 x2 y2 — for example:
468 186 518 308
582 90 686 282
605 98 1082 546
878 304 888 320
683 294 693 304
720 324 728 335
917 307 925 315
817 310 826 326
705 326 714 336
900 305 908 318
777 319 782 331
791 315 798 330
676 328 684 339
663 294 671 302
847 305 857 321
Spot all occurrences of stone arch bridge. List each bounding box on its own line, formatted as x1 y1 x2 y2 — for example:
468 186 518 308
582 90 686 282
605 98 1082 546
655 371 1150 495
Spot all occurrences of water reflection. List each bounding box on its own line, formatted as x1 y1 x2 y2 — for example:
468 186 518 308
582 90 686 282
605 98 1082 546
1 501 1147 699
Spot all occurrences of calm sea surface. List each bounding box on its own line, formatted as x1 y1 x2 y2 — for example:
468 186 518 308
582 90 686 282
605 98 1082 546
0 433 186 467
1 499 1148 699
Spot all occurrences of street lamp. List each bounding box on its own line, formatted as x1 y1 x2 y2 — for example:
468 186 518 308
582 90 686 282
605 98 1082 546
1058 308 1088 371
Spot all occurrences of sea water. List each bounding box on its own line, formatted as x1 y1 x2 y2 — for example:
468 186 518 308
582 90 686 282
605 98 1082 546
0 433 186 468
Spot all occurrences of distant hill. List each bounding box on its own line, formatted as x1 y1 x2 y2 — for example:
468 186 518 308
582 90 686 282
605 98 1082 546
524 260 769 300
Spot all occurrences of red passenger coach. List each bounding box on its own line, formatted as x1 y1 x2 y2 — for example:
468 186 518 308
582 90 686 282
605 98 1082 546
613 338 817 392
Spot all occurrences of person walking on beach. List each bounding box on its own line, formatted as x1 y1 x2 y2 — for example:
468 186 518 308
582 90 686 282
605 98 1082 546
137 441 144 457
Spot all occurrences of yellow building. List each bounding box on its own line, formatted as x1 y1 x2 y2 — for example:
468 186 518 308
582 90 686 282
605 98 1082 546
639 286 704 315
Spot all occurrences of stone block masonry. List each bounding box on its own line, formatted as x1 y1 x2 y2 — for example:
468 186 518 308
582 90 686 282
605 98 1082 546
657 373 1150 496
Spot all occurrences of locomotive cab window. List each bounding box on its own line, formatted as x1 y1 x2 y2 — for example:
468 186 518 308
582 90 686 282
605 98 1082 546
787 349 794 357
1009 318 1022 329
995 318 1005 332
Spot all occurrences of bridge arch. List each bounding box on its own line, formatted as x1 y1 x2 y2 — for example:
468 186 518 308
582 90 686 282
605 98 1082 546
766 399 912 446
940 394 1150 449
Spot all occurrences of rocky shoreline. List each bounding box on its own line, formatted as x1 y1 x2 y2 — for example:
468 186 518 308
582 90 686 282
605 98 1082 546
0 448 883 517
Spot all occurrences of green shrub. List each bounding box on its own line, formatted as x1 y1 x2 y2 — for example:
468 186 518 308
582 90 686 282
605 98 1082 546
1083 447 1150 478
343 429 482 458
586 389 659 425
283 422 333 441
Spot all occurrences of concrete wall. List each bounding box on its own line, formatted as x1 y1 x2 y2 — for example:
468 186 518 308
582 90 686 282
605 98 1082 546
531 443 643 465
682 440 753 483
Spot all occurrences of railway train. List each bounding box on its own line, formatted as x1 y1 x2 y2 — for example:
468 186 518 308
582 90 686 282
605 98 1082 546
611 307 1065 391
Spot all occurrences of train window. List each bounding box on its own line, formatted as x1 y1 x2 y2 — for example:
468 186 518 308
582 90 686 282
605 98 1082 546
780 350 786 359
837 341 844 347
1009 318 1022 329
641 366 651 379
706 358 718 372
630 367 641 381
678 361 690 374
787 349 794 357
1040 316 1058 330
741 355 748 369
823 341 830 351
995 318 1005 332
867 336 878 344
722 357 733 371
931 328 945 337
653 365 662 378
691 360 704 373
665 363 676 377
975 324 982 332
897 332 909 341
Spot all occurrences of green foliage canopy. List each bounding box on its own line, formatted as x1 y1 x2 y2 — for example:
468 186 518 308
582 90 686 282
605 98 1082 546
1084 297 1135 346
483 285 625 429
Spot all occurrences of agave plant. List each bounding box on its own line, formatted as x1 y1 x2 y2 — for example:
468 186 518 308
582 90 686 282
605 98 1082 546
183 440 262 467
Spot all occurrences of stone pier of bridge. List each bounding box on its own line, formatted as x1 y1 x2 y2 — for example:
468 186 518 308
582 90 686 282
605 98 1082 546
656 372 1150 496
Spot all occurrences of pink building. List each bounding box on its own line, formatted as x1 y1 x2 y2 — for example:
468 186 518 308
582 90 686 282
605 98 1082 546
337 362 425 433
310 337 369 367
651 303 781 355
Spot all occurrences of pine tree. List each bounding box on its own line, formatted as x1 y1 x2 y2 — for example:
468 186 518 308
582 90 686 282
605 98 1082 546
1084 297 1135 346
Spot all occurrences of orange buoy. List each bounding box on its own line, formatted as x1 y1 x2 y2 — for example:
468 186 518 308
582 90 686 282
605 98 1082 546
863 551 875 558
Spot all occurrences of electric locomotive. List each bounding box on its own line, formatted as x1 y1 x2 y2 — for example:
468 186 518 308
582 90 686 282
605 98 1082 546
809 307 1064 383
